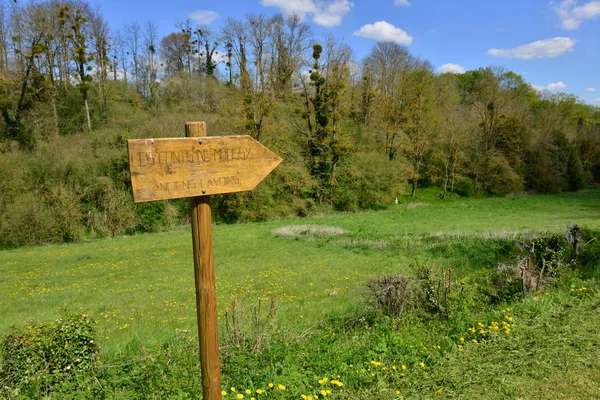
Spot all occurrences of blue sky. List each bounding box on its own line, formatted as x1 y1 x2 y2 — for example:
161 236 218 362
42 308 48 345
99 0 600 104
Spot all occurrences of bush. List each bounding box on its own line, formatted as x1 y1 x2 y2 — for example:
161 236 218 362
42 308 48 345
363 266 483 321
488 230 574 304
134 201 167 232
363 275 413 317
532 232 571 276
0 313 98 397
576 227 600 276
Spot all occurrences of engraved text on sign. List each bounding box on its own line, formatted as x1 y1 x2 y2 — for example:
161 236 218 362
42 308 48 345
128 136 282 203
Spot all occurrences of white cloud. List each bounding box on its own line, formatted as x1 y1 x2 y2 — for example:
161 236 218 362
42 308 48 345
552 0 600 30
532 81 567 92
261 0 353 27
261 0 315 20
487 37 575 59
591 97 600 103
187 10 219 25
437 63 466 74
586 87 596 92
395 0 412 6
353 21 413 45
312 0 354 27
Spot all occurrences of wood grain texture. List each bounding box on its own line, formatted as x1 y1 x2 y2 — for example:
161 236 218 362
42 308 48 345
186 122 222 400
127 135 282 203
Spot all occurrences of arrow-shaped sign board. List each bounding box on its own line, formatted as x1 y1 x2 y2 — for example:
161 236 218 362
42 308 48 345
127 125 282 400
128 135 282 203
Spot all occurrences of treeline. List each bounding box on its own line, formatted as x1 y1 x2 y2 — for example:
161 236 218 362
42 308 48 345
0 0 599 248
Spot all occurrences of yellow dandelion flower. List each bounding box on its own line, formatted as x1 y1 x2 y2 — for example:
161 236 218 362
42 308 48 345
222 390 227 396
236 394 244 400
277 384 285 391
396 390 400 394
419 362 425 368
321 389 327 396
231 387 236 392
401 365 407 370
268 383 274 388
245 389 251 394
256 389 264 394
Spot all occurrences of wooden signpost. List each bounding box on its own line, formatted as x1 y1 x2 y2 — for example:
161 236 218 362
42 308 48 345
127 122 282 400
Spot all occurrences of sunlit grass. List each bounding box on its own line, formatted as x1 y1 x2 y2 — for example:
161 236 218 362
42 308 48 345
1 189 599 358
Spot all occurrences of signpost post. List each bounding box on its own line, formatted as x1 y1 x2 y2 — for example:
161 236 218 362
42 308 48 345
127 122 282 400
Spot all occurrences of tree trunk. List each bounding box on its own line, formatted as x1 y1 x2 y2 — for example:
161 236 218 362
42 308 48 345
84 96 91 132
450 161 456 195
51 95 59 136
441 157 449 199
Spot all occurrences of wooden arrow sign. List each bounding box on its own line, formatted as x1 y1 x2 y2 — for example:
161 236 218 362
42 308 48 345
128 135 282 203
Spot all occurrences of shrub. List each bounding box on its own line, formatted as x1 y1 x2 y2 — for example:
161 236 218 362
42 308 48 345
363 266 474 320
363 275 413 317
0 313 98 397
576 227 600 276
532 232 571 276
134 201 167 232
489 231 573 303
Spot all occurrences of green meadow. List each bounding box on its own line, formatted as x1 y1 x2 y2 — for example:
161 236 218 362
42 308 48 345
1 189 599 399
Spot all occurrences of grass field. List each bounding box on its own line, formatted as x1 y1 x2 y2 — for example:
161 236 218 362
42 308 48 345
1 189 599 398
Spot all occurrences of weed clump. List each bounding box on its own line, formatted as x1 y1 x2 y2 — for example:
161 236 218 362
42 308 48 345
363 267 461 320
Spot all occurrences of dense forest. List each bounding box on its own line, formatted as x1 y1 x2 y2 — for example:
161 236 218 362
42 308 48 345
0 0 599 248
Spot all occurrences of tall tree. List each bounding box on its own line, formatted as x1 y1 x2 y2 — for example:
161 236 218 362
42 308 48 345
365 42 420 160
301 39 352 200
193 25 218 76
5 1 47 140
59 3 93 131
401 67 438 197
434 73 469 198
268 13 311 97
160 32 189 77
142 21 159 101
125 22 141 93
220 16 248 87
90 6 110 117
465 66 524 192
